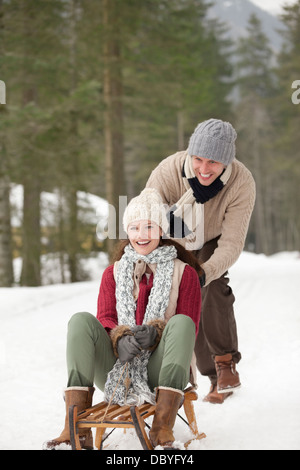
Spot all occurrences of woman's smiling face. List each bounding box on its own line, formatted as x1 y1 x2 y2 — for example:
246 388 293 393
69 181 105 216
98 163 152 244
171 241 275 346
127 220 162 255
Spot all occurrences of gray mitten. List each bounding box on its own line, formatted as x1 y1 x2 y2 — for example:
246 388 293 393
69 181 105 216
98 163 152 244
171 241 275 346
131 325 158 350
117 335 141 363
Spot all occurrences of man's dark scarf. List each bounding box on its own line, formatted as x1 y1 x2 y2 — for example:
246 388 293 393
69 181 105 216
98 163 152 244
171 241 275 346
167 159 229 238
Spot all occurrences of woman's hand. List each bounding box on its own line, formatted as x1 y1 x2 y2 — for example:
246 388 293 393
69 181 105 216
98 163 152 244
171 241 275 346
117 335 141 363
131 325 158 350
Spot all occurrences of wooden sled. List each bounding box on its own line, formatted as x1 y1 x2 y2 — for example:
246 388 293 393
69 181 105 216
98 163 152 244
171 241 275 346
69 386 206 450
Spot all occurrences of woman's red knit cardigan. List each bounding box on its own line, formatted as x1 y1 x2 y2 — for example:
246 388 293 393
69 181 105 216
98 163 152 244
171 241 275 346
96 264 201 336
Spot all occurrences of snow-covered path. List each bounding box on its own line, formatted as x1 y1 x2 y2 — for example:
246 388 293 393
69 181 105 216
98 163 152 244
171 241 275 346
1 252 300 450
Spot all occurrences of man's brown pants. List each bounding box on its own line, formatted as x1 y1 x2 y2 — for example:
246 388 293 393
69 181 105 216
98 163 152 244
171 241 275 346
194 238 241 384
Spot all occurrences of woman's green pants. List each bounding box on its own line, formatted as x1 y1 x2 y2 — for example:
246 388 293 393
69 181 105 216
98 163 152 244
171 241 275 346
66 312 195 392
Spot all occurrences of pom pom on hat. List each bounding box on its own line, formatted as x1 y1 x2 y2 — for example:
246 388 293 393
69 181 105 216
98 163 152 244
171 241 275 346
123 188 169 234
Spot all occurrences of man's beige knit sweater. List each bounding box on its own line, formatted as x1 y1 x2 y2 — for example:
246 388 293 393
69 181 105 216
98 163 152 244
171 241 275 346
146 151 256 286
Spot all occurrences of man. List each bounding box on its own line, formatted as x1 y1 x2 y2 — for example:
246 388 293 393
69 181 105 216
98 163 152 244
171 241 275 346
146 118 256 403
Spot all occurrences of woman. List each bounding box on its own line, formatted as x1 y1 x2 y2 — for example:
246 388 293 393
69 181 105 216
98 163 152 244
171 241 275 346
44 188 202 450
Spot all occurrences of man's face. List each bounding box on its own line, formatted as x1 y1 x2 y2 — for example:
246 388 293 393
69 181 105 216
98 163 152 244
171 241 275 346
191 156 225 186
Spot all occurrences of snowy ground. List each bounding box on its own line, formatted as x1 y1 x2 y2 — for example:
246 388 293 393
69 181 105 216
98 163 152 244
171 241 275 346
1 251 300 450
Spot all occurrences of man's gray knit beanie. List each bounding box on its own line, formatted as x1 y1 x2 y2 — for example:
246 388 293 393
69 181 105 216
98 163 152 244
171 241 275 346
187 118 237 166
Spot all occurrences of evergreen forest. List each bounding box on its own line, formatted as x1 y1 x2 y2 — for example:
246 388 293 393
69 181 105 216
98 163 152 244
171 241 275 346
0 0 299 286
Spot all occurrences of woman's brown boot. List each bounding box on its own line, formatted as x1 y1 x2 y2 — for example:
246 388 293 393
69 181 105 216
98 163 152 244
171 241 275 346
43 386 94 450
149 387 184 449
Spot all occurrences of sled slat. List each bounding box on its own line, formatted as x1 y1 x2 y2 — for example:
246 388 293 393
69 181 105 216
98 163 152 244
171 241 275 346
69 387 205 450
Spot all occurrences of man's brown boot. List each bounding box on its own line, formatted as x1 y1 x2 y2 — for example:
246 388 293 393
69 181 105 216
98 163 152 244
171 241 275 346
203 383 233 404
149 387 184 449
43 386 95 450
215 353 241 393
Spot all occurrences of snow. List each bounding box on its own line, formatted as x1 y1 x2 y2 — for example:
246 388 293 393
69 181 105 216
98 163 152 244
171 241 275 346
1 250 300 450
10 183 108 228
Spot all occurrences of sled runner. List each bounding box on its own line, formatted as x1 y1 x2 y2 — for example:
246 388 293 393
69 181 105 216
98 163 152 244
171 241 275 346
69 386 206 450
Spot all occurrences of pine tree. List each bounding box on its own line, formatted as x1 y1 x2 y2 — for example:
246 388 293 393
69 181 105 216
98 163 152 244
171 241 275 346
18 0 65 285
0 0 14 286
3 0 104 283
2 0 70 285
43 0 105 280
121 0 233 194
0 0 236 282
234 14 277 254
102 0 126 258
272 1 300 251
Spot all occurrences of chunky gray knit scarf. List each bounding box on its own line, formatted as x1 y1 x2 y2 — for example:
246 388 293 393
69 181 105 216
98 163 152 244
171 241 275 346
104 244 177 406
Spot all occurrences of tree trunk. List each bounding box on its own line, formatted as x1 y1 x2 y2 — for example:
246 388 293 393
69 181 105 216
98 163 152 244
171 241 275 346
21 176 41 286
0 0 14 287
67 0 80 281
177 110 185 151
102 0 125 260
0 169 14 287
66 184 79 282
20 2 41 286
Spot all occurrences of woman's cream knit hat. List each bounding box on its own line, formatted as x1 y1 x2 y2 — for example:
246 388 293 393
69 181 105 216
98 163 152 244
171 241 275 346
123 188 169 234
